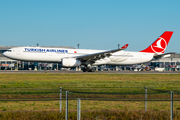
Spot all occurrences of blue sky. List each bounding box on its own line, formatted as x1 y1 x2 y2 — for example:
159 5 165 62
0 0 180 52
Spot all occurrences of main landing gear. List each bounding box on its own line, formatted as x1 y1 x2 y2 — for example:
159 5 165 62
82 66 95 72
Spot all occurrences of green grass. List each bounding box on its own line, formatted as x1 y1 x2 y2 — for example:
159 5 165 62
0 73 180 89
0 73 180 119
0 110 179 120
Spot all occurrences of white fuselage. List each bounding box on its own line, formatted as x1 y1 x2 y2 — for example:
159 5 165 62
3 47 154 65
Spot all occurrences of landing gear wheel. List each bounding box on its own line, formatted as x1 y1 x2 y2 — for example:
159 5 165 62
82 66 95 72
83 68 87 72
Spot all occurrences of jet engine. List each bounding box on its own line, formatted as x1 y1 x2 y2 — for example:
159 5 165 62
62 58 82 67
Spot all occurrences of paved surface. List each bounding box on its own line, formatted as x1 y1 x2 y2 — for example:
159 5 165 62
0 70 180 74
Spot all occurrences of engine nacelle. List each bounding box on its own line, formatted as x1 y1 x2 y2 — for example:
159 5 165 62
62 58 82 67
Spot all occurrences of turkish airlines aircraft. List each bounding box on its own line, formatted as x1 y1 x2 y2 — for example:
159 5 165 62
3 31 174 72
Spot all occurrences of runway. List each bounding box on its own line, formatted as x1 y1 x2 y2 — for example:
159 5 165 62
0 70 180 74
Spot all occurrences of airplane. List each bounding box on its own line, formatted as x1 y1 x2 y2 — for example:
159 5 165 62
3 31 174 72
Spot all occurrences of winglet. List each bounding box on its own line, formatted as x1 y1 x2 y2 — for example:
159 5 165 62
121 44 129 50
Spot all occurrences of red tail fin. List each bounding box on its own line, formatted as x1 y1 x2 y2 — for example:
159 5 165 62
140 31 173 53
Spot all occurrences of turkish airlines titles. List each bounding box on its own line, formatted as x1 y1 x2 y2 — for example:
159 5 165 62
24 48 68 53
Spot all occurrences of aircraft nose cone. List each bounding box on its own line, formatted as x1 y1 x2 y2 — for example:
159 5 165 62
2 51 7 57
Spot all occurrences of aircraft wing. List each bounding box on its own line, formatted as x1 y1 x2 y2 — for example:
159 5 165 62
75 44 128 63
153 52 175 59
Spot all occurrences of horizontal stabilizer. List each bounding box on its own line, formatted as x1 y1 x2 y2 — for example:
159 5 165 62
153 52 175 59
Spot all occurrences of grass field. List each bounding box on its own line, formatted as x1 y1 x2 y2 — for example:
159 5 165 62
0 73 180 119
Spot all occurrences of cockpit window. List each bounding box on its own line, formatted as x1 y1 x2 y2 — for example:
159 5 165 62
7 50 12 52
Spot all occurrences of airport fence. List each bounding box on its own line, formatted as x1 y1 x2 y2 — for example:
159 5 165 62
0 87 180 119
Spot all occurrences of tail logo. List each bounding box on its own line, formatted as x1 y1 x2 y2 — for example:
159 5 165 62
151 37 167 53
